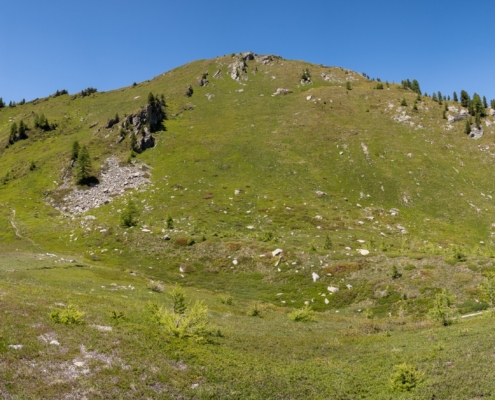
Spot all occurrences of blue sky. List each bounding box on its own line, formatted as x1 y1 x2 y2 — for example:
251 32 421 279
1 1 495 103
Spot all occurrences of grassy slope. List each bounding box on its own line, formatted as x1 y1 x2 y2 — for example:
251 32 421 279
1 54 495 398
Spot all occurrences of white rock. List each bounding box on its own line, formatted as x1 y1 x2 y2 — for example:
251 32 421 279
328 286 339 293
324 298 330 304
312 272 320 282
272 249 283 257
233 259 238 265
8 344 23 350
357 249 369 256
357 239 366 243
247 225 254 229
346 284 353 289
306 95 312 100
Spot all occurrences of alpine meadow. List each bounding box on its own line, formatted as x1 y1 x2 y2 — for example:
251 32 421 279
3 52 495 399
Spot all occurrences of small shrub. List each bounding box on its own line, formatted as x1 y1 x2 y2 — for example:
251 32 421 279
391 265 402 279
219 294 234 305
50 304 85 325
428 289 457 326
346 81 352 90
389 363 423 392
288 304 316 322
258 231 274 242
166 215 174 230
247 302 263 317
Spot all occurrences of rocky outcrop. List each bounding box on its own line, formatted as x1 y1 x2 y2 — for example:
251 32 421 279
185 85 193 97
469 126 483 140
105 117 119 129
53 158 150 214
272 88 292 96
198 72 209 87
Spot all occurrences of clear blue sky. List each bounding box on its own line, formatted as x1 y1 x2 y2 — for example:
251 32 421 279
1 0 495 103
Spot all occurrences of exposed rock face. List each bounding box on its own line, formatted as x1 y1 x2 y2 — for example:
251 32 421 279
198 72 209 87
469 126 483 139
105 117 119 129
228 59 248 81
186 85 193 97
213 70 222 79
53 158 150 214
127 102 165 133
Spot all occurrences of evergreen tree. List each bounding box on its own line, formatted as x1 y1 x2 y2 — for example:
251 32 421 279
460 90 470 107
491 99 495 109
71 140 80 160
411 79 421 94
18 120 27 139
438 91 443 105
465 119 472 135
0 97 4 108
147 92 155 105
121 199 139 227
9 122 18 144
453 92 458 102
75 146 92 184
483 95 488 109
471 93 485 117
432 93 438 102
400 98 407 106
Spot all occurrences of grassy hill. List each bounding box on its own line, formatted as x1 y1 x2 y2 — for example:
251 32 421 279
2 52 495 398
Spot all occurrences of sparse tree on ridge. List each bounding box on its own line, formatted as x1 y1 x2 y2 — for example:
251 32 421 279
453 92 458 102
460 90 470 108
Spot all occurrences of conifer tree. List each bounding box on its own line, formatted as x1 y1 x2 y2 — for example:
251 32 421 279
0 97 4 108
71 141 80 160
9 122 18 144
18 120 27 139
460 90 470 107
453 92 458 102
411 79 421 94
483 96 488 109
75 146 92 184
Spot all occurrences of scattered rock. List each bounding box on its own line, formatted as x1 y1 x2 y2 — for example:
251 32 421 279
315 190 327 197
52 158 150 214
328 286 339 293
272 249 283 257
185 85 193 97
312 272 320 282
357 249 369 256
272 88 292 96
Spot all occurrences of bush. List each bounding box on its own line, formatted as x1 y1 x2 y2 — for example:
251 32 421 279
428 289 457 326
247 302 263 317
50 304 85 325
288 304 316 322
389 363 423 392
346 81 352 90
219 294 234 305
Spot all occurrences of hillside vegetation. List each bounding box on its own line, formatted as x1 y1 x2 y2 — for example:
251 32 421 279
2 52 495 398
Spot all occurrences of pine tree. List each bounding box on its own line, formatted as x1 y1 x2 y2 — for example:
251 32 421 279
438 91 443 105
411 79 421 94
71 141 80 160
75 146 92 184
18 120 27 139
472 93 485 117
483 96 488 109
465 119 471 135
0 97 5 108
432 93 438 102
121 199 139 227
400 98 407 106
9 122 18 144
460 90 470 107
147 92 155 105
453 92 458 102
